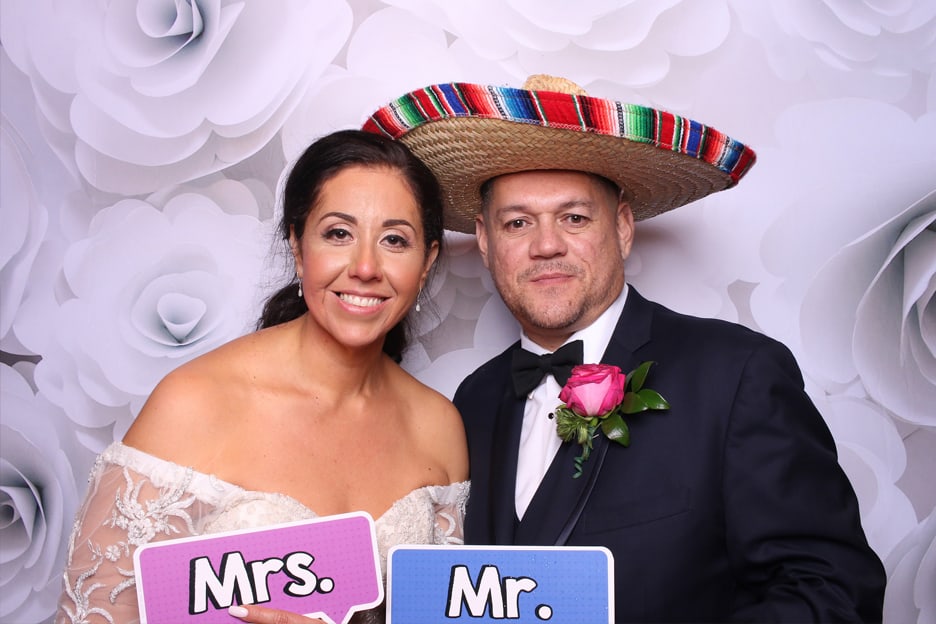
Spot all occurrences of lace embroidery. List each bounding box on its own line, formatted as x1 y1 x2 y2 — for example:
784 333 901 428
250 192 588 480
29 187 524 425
58 532 112 624
56 461 203 623
107 466 198 546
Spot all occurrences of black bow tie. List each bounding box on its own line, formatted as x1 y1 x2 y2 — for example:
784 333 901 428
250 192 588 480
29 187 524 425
511 340 584 398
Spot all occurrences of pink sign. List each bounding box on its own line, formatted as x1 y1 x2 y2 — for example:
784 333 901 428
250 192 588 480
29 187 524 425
133 512 383 624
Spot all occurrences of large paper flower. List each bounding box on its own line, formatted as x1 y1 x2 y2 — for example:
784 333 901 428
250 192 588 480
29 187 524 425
733 0 936 104
22 181 273 438
0 51 84 357
384 0 732 87
0 364 94 624
748 101 936 427
0 0 352 194
280 6 512 163
802 191 935 426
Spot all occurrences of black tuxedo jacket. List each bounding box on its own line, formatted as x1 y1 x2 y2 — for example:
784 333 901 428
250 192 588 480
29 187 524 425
453 288 885 622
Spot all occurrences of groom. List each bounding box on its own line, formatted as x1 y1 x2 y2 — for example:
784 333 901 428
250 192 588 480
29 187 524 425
365 76 886 621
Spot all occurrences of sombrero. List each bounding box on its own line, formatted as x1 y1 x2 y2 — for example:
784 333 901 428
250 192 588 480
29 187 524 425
363 75 756 234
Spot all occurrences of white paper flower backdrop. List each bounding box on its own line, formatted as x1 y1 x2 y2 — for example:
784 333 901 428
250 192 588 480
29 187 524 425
1 0 352 195
1 1 934 622
29 184 274 436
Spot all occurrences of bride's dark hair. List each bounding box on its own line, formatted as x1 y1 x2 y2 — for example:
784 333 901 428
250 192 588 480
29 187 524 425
257 129 445 361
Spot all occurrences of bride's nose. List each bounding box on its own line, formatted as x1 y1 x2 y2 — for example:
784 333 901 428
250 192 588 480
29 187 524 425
348 242 382 281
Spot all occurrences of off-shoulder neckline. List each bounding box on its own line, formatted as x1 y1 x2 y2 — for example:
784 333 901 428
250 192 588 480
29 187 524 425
103 441 468 524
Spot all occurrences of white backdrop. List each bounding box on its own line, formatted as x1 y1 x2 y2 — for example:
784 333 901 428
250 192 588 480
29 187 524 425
1 2 934 622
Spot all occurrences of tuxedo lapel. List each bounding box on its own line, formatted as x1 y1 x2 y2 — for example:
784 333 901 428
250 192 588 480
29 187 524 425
603 287 653 362
488 381 525 545
515 432 610 544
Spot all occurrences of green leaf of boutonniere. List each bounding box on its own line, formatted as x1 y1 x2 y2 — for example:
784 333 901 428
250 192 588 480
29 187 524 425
621 392 649 413
627 360 654 392
600 413 630 446
636 388 670 410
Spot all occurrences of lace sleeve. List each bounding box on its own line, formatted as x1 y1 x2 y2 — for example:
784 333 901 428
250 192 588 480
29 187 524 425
55 446 221 624
432 481 470 546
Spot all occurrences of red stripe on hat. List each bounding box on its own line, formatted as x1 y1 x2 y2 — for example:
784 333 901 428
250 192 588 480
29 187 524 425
462 84 499 117
586 98 619 135
730 147 757 183
656 112 676 151
536 92 587 128
363 108 401 138
411 89 439 121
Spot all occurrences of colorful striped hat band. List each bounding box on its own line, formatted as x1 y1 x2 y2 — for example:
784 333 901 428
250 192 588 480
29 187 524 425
363 75 756 234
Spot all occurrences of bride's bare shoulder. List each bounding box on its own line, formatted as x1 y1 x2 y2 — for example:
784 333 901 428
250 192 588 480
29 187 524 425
396 371 468 482
122 326 288 456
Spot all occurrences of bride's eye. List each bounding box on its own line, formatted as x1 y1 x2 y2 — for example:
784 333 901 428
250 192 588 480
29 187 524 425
383 233 411 249
324 227 352 242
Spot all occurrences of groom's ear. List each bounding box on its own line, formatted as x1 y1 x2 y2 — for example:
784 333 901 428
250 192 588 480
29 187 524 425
475 215 491 269
616 200 635 261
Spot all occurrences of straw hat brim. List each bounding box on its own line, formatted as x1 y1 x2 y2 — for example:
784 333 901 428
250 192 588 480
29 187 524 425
364 81 756 233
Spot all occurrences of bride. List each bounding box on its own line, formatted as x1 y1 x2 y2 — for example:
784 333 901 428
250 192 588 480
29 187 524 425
56 130 469 624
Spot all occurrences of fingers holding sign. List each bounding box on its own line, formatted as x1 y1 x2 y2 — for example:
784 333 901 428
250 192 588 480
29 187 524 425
228 604 327 624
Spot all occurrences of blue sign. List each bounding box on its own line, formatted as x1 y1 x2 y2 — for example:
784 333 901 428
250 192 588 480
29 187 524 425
387 546 613 623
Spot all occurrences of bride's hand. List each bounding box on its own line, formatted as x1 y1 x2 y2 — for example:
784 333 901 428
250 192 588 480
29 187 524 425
227 604 325 624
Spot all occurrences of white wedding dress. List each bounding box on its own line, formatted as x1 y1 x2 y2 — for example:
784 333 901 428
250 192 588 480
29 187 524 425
55 442 469 624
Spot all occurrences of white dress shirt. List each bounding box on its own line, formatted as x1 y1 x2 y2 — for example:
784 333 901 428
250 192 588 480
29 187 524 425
514 285 630 519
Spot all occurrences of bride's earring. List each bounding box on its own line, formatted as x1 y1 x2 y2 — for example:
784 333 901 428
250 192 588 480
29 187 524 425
297 273 303 298
415 289 422 312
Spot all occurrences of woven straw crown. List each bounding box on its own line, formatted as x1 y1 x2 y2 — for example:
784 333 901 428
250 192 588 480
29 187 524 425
363 75 756 233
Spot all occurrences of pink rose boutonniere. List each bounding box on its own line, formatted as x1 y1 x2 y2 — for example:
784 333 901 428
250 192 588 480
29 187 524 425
554 362 670 478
